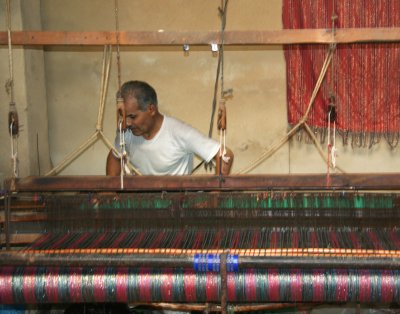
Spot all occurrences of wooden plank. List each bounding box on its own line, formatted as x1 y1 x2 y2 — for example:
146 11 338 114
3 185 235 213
0 233 41 245
0 212 47 223
0 28 399 46
5 174 400 192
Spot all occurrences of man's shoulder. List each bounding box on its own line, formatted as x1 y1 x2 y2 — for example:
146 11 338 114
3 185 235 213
164 115 193 130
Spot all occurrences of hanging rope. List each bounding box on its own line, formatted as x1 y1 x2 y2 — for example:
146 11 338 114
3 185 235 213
114 0 122 95
326 0 338 184
238 46 336 174
114 0 125 131
5 0 19 177
219 0 228 100
209 0 229 139
193 0 229 174
114 0 123 122
217 0 231 174
114 0 130 187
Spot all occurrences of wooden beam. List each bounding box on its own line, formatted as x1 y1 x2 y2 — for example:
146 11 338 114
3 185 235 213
6 173 400 192
0 28 399 46
0 233 41 245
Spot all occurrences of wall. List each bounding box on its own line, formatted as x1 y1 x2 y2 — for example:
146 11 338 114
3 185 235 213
0 0 51 178
40 0 287 175
0 0 399 177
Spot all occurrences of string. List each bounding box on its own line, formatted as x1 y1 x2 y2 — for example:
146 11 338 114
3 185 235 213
193 1 229 174
238 47 335 174
327 0 338 184
220 0 228 100
114 0 122 94
114 0 128 186
218 0 230 175
119 120 126 189
5 0 14 103
6 0 19 177
10 122 18 177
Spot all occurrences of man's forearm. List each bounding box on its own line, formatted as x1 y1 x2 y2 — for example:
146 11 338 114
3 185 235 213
106 150 122 176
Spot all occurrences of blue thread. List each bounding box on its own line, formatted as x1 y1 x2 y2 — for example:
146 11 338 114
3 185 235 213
227 254 239 272
193 254 239 272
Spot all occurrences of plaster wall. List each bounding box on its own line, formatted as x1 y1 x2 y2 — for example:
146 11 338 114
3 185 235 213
1 1 399 177
40 0 288 175
0 0 51 179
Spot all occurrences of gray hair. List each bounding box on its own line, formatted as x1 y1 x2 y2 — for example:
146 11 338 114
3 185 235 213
119 80 158 111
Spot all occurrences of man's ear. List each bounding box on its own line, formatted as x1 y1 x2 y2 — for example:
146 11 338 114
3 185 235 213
148 104 156 115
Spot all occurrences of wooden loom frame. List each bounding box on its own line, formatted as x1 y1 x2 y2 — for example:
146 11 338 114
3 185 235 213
2 25 400 313
3 174 400 312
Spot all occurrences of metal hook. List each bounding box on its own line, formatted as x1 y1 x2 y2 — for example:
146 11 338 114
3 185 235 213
211 43 219 56
183 44 190 56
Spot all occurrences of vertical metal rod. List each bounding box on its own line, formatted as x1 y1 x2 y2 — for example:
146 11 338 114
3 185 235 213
220 252 228 314
4 192 11 249
5 0 14 103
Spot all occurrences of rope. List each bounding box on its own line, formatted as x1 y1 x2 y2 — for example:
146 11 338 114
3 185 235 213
5 0 14 103
42 7 139 177
238 47 335 174
327 0 338 183
5 0 19 177
113 0 136 182
208 48 222 140
217 0 231 174
303 122 344 174
114 0 122 94
96 45 112 131
219 0 228 100
10 123 18 177
193 0 229 174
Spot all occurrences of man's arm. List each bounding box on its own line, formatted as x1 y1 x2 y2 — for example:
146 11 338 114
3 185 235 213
106 150 121 176
214 147 234 175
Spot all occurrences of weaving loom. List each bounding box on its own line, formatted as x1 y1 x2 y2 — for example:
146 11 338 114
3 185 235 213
1 174 400 310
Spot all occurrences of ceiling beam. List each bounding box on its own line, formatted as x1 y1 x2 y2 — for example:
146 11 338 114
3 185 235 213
0 28 399 46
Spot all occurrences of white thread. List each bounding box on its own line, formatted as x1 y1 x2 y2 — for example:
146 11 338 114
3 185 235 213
331 121 337 169
219 129 230 163
118 120 126 189
327 111 337 171
10 122 18 177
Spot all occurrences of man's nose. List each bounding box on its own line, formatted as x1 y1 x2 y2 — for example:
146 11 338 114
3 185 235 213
125 117 132 125
125 118 135 129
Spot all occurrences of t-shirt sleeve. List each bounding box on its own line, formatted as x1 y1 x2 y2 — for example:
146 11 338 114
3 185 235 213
180 123 220 163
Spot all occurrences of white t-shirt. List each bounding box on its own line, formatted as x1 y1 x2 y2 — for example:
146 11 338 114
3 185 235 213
114 116 220 175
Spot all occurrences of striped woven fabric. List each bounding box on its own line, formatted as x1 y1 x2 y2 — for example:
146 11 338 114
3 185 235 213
4 192 400 305
1 266 399 304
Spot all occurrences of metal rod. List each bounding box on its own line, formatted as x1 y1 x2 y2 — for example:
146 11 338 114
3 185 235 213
1 252 400 269
4 193 11 249
220 252 228 314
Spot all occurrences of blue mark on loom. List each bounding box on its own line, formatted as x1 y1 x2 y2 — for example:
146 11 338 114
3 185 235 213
193 254 238 272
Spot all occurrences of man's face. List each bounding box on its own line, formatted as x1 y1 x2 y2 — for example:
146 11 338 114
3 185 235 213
124 97 154 139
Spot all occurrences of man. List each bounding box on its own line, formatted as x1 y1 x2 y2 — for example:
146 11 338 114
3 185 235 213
106 80 234 176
